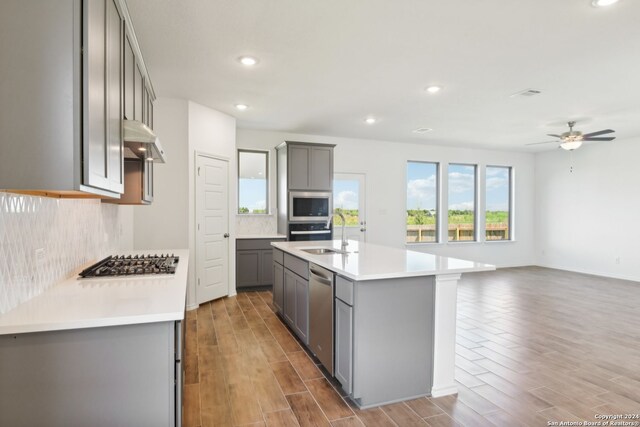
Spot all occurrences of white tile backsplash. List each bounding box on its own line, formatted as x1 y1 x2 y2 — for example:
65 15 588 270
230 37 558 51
236 214 277 236
0 192 128 314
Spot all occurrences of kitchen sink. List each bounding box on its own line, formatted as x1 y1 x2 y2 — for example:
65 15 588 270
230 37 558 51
301 248 343 255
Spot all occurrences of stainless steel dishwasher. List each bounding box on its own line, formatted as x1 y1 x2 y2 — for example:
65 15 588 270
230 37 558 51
309 263 335 375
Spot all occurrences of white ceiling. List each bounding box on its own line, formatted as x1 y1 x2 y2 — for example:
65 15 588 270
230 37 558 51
126 0 640 151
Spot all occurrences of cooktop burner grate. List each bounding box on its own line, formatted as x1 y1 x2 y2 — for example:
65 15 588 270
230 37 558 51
79 254 180 278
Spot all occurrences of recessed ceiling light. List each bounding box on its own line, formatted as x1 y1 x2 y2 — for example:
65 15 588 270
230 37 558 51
413 127 433 133
146 157 154 162
138 147 147 152
235 104 249 111
425 86 442 94
365 117 376 124
238 56 258 66
591 0 619 6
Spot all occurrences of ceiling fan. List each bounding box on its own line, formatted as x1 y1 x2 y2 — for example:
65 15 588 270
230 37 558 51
526 121 616 150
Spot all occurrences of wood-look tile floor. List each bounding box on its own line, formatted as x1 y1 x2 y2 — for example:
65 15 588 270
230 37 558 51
183 266 640 427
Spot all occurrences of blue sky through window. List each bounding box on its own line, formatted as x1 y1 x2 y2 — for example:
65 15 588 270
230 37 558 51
407 162 437 210
448 164 475 211
333 180 359 210
238 178 267 212
486 167 510 211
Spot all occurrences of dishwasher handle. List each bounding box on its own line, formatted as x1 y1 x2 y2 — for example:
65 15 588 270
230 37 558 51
309 268 333 286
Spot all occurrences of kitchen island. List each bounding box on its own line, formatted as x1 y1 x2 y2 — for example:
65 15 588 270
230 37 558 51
271 240 494 408
0 249 189 427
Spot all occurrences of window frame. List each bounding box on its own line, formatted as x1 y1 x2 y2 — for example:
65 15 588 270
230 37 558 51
446 163 478 243
237 149 269 215
406 160 440 244
484 165 513 242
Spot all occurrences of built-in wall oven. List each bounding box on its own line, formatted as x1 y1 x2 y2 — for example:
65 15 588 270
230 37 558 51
288 223 332 241
289 191 332 223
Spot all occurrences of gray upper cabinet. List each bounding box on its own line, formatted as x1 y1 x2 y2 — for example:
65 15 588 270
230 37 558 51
123 32 135 121
309 146 333 190
281 142 335 191
143 160 154 203
134 64 143 123
0 0 155 199
288 145 311 190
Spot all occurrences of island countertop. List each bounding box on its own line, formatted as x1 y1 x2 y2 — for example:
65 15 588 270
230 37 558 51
271 240 495 281
0 249 189 335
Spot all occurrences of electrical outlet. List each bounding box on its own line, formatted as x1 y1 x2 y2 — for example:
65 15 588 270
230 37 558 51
615 257 621 265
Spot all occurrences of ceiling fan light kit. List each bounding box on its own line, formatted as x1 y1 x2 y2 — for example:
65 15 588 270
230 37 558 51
560 140 583 151
526 121 616 150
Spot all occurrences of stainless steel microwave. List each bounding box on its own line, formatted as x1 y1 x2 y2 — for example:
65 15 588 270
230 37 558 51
289 191 332 222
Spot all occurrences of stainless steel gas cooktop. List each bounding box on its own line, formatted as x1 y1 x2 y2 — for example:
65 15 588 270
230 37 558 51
79 254 180 278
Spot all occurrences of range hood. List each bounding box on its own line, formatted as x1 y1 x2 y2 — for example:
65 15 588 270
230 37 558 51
123 120 166 163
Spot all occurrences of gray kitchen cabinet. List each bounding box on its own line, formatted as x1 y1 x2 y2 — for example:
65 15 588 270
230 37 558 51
261 250 274 285
237 250 261 287
294 273 309 343
280 254 309 344
0 321 181 427
0 0 155 199
273 261 284 313
284 269 297 325
124 30 135 120
278 142 335 192
335 297 353 394
84 0 124 195
143 159 154 203
236 238 286 289
134 63 144 122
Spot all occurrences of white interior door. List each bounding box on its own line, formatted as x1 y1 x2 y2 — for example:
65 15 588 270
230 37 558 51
196 154 229 304
333 173 366 242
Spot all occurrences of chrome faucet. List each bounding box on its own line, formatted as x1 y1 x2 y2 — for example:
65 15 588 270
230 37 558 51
327 212 349 249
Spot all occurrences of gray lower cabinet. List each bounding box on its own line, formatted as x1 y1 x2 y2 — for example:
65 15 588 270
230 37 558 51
273 261 284 312
0 321 180 427
236 238 285 289
335 298 353 394
281 261 309 344
236 251 261 287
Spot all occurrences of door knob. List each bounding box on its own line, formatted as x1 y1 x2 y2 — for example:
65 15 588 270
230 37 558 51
223 233 230 238
360 228 366 232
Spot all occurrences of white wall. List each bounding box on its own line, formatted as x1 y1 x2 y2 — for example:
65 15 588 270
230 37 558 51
134 98 189 251
535 137 640 281
237 129 536 267
134 99 237 308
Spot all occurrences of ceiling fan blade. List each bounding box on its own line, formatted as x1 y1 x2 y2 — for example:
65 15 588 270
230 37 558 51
582 129 615 138
525 141 555 146
583 137 616 141
547 134 562 138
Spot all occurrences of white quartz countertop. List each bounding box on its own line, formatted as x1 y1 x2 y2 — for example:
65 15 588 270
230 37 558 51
0 249 189 335
272 240 495 281
236 234 287 240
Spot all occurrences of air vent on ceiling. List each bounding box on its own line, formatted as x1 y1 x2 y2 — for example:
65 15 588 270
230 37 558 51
510 88 542 98
413 127 433 133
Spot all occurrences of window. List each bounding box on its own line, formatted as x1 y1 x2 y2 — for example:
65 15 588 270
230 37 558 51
406 161 439 243
485 166 512 240
448 164 477 241
237 150 268 214
333 175 362 227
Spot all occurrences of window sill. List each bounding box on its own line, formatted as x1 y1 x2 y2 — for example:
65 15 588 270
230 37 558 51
447 240 479 245
236 213 274 217
484 239 516 243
